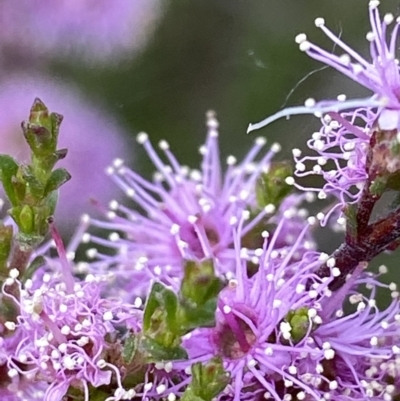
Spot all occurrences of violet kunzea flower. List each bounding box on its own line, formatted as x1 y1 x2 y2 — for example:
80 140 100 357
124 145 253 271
84 112 282 298
0 75 129 232
247 1 398 133
1 226 141 401
312 268 400 401
174 218 400 401
291 109 375 224
0 0 161 65
174 216 337 401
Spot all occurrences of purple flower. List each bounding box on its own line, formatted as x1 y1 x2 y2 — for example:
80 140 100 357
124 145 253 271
247 1 400 224
312 270 400 400
0 0 161 64
247 1 398 133
173 216 339 401
1 225 141 401
84 112 283 298
2 275 140 400
0 74 130 232
171 219 400 401
291 109 375 224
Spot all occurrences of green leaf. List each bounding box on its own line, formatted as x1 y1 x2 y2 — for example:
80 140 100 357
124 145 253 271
143 282 181 351
343 203 358 240
44 168 71 195
142 261 224 363
0 155 19 206
22 256 46 283
22 123 51 154
143 282 164 331
143 282 179 335
0 224 13 275
256 161 293 208
180 260 223 306
18 205 35 234
46 190 59 217
369 176 388 196
179 260 224 332
140 337 188 362
284 307 314 343
4 99 70 241
22 98 53 153
21 165 44 198
179 298 218 331
122 334 138 364
50 112 63 144
182 357 230 401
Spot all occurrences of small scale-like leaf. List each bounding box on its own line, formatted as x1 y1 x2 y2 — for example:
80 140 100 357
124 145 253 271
182 357 230 401
343 203 358 241
140 337 188 362
143 282 178 334
143 282 181 351
50 112 64 143
122 334 138 364
46 190 59 218
22 98 53 153
143 282 164 331
0 155 19 206
284 307 314 343
0 224 13 275
23 256 46 283
369 176 387 196
44 168 71 195
18 205 35 234
55 148 68 160
180 260 223 307
179 260 224 333
255 161 293 209
21 165 44 198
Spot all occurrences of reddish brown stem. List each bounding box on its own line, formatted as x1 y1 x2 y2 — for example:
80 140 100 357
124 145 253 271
317 208 400 291
314 128 400 290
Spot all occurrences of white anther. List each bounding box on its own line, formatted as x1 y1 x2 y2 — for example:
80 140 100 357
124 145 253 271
136 132 148 144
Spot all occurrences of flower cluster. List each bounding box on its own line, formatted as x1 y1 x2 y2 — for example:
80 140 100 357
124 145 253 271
1 2 400 400
294 1 400 130
83 112 311 299
248 1 400 224
248 1 399 131
1 226 141 400
175 223 400 401
291 109 375 224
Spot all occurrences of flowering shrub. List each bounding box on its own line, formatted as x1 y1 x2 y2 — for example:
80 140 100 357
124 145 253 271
1 2 400 400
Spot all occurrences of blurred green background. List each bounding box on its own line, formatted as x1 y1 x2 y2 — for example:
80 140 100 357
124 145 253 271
2 0 400 296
